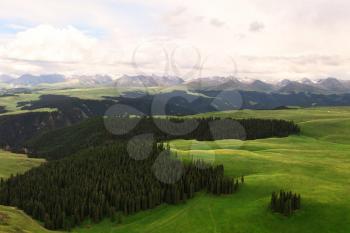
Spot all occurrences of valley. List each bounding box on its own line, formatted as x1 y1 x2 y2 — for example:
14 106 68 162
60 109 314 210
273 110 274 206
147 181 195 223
72 108 350 233
0 107 349 233
2 86 350 117
1 1 349 233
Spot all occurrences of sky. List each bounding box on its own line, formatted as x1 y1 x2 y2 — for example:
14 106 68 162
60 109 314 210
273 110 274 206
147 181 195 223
0 0 349 81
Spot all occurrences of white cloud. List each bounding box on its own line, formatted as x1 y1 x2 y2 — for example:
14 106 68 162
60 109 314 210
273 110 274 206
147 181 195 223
0 0 350 80
210 18 225 28
249 21 265 32
1 25 97 62
0 24 127 76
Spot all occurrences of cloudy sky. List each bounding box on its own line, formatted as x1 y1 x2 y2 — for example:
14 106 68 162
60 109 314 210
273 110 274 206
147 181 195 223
0 0 349 80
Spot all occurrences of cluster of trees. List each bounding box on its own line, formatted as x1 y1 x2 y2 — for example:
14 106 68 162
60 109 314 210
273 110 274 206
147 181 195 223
151 117 300 141
0 142 241 230
270 190 301 216
0 112 299 230
27 117 300 160
103 117 300 141
0 106 6 114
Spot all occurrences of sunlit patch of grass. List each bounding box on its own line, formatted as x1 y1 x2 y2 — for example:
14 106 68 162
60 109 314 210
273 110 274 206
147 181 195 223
0 150 59 233
73 107 350 233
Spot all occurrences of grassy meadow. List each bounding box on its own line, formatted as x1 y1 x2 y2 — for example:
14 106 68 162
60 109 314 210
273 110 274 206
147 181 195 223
0 150 45 179
0 86 163 116
0 107 349 232
73 107 350 233
0 150 60 233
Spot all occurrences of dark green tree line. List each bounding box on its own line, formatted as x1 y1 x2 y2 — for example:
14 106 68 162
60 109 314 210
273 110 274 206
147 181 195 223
270 190 301 216
0 142 241 230
27 117 300 160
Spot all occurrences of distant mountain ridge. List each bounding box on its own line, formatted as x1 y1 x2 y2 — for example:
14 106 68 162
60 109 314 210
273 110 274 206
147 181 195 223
67 75 113 86
13 74 66 86
0 75 14 83
1 73 350 94
115 75 184 87
0 74 117 87
316 77 349 92
185 76 350 94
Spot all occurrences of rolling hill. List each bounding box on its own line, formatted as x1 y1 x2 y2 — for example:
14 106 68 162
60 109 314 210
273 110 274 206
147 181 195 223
71 107 350 233
0 150 59 233
0 107 349 233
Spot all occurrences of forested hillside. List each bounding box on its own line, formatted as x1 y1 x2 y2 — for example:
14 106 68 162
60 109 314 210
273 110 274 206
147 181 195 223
0 106 6 114
0 143 239 230
0 112 84 149
0 89 347 152
0 114 299 231
26 117 300 160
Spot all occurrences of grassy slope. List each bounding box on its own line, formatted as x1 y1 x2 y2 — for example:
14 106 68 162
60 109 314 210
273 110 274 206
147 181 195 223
73 107 350 233
195 106 350 123
0 150 45 178
0 150 61 233
0 107 349 233
0 87 163 116
0 88 115 116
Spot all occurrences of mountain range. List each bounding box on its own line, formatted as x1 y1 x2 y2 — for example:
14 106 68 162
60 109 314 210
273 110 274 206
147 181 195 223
0 74 114 87
115 75 184 88
1 73 350 94
185 76 350 94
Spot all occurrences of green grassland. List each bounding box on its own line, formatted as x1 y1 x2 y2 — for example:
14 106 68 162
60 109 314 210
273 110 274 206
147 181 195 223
0 150 45 178
72 107 350 233
2 85 350 118
0 150 61 233
0 87 166 115
0 206 62 233
0 107 350 233
195 106 350 123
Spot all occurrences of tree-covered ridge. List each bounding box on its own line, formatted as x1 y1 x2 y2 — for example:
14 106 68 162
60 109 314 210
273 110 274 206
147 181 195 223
18 95 115 116
26 117 300 160
0 93 302 152
0 106 6 114
0 143 239 230
0 109 300 231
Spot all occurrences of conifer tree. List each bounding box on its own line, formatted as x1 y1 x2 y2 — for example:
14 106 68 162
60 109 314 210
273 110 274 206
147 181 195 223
270 190 301 216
